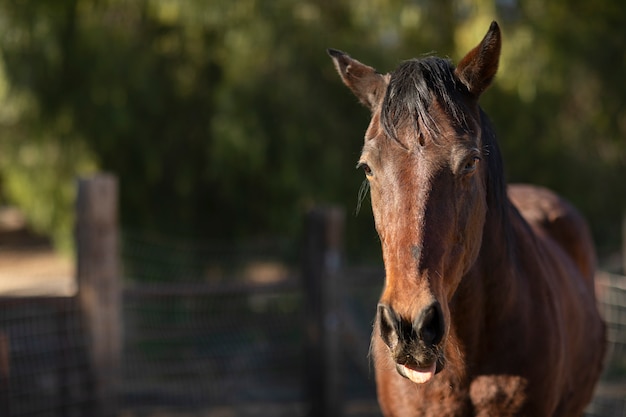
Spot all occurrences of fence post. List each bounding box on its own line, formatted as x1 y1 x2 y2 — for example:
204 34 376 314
76 174 120 417
303 207 345 417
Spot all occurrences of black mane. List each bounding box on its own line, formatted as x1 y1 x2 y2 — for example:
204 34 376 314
381 57 469 144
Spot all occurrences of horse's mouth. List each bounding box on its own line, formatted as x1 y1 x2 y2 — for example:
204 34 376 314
395 355 444 384
397 362 436 384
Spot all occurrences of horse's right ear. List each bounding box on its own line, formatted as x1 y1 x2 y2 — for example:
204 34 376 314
327 49 387 111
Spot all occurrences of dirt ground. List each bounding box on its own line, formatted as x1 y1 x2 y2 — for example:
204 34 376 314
0 207 75 296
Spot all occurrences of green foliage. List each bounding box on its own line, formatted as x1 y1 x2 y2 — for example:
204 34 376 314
0 0 624 257
478 0 626 253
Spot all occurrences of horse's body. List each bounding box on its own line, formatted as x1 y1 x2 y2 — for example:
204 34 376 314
373 182 603 416
329 22 605 416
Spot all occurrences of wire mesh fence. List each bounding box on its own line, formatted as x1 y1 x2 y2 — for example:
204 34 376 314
117 230 626 416
121 288 305 408
120 230 308 414
597 273 626 373
118 227 386 416
0 229 625 416
0 297 94 416
587 272 626 417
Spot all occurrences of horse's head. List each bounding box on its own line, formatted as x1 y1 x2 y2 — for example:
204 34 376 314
329 22 501 384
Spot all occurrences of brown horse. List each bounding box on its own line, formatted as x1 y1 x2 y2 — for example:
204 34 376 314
328 22 605 416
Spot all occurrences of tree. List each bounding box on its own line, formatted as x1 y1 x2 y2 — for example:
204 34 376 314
0 0 623 258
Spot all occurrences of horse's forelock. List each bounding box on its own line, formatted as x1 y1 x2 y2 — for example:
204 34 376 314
381 57 469 146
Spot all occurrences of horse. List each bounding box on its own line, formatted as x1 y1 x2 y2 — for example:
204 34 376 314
328 22 605 416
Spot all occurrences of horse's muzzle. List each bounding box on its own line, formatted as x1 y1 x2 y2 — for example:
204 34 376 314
377 302 445 383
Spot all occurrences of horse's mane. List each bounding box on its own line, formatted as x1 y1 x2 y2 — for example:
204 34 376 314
478 109 515 257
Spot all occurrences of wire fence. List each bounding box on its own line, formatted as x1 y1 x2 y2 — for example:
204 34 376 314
118 230 626 416
0 297 94 416
119 230 302 414
586 272 626 417
598 273 626 369
0 230 624 416
121 287 306 408
118 228 382 416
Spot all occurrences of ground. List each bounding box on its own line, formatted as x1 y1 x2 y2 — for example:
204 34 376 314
0 206 74 296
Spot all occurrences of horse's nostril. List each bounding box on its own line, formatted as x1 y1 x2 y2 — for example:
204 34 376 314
379 302 445 350
416 302 444 347
378 303 400 350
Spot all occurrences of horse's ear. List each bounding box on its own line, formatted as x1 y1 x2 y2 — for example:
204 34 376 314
455 21 501 97
327 49 387 111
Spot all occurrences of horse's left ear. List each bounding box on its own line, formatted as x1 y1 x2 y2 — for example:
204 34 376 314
455 21 501 97
327 49 387 111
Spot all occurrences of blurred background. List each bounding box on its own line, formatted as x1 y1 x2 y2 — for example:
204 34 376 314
0 0 624 416
0 0 625 259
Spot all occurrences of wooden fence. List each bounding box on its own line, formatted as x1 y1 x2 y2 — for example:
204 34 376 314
76 174 121 417
0 174 625 416
0 174 120 417
76 176 356 416
0 174 363 416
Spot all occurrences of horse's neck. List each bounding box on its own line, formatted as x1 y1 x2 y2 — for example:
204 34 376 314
479 199 523 300
450 199 525 359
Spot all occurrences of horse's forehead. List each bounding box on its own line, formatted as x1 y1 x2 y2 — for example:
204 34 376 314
365 103 472 153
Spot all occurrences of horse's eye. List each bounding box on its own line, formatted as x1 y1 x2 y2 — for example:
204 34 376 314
463 156 481 174
357 162 373 176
